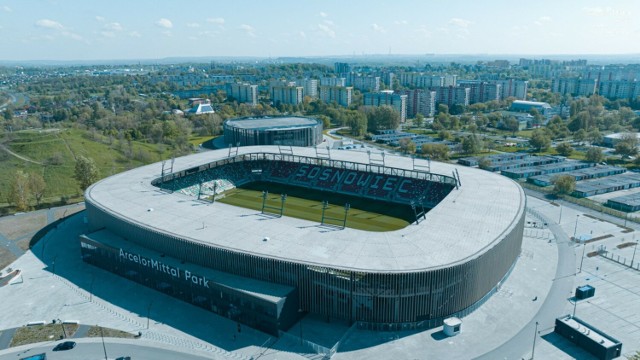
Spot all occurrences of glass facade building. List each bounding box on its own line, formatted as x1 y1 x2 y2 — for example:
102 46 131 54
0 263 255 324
224 116 323 147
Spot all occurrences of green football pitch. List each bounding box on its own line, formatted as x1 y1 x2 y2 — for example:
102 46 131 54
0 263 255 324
216 182 414 232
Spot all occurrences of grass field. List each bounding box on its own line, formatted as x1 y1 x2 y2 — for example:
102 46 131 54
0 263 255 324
217 182 413 232
0 127 190 213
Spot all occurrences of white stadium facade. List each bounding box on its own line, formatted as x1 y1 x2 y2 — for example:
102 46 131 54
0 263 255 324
80 146 525 336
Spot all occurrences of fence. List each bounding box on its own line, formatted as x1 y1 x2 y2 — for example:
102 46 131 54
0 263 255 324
599 251 640 272
520 182 640 225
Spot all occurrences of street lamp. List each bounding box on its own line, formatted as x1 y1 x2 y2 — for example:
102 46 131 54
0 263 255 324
146 301 153 329
579 239 587 273
531 321 539 360
558 204 563 224
100 326 108 360
573 215 580 241
631 238 638 268
56 319 67 339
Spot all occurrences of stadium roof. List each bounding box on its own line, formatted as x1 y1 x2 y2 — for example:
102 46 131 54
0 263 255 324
225 116 320 130
86 146 525 273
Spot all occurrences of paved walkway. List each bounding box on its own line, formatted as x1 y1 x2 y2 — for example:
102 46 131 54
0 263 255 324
1 197 638 359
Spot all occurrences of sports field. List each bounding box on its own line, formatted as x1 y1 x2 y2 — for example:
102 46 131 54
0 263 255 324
217 182 413 232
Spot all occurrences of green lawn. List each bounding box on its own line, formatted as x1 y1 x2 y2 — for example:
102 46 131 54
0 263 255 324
217 183 412 232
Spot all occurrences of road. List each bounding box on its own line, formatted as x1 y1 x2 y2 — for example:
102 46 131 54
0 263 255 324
475 206 577 359
0 340 218 360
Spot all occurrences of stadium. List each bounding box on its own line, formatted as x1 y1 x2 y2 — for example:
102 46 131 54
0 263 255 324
223 116 323 147
79 146 525 336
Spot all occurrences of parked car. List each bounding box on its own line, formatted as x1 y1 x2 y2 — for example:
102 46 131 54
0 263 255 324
52 341 76 351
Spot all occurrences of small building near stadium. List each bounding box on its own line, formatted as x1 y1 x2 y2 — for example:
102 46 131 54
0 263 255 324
223 116 323 147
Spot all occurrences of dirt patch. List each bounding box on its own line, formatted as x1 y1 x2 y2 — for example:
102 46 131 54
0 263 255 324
10 323 79 347
584 234 614 244
87 326 136 339
0 213 47 241
0 247 16 270
587 251 600 258
617 242 638 249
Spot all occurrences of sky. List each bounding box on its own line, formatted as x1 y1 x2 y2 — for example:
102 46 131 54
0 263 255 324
0 0 638 61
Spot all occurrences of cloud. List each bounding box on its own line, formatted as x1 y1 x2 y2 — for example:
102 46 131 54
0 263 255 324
155 18 173 29
129 31 142 38
95 16 105 22
207 17 225 26
104 22 123 31
187 23 201 28
394 20 408 25
2 5 11 12
534 16 552 26
320 12 328 18
62 31 83 41
239 24 256 37
299 31 306 38
35 19 65 31
448 18 472 28
100 31 115 38
162 30 172 37
371 23 386 33
582 6 631 17
318 23 335 38
199 30 221 38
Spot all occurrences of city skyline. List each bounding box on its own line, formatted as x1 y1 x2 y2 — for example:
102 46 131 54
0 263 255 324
0 0 638 61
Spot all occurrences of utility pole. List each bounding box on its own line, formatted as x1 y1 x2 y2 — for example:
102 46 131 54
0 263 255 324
573 215 580 241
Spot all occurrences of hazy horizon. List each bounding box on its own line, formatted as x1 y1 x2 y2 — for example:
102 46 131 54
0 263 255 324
0 0 638 62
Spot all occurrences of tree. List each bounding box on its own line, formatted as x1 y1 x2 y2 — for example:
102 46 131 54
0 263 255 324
583 147 604 164
421 143 449 161
398 138 416 154
587 128 602 145
437 104 449 115
28 172 46 206
74 155 100 191
413 113 424 128
366 106 400 133
614 132 639 158
555 142 574 157
462 135 482 155
8 171 30 211
346 110 367 137
478 157 493 170
503 117 520 135
573 128 587 144
529 129 551 152
552 175 576 195
438 130 452 141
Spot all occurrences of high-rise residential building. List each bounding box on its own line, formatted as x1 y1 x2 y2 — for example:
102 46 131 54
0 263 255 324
398 73 444 88
296 78 318 99
444 74 457 87
334 62 351 75
350 75 381 92
457 81 501 104
434 86 470 107
363 90 408 122
493 79 528 100
399 89 437 117
226 83 258 106
271 86 304 106
552 78 598 96
319 86 353 107
598 80 638 99
320 77 347 87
